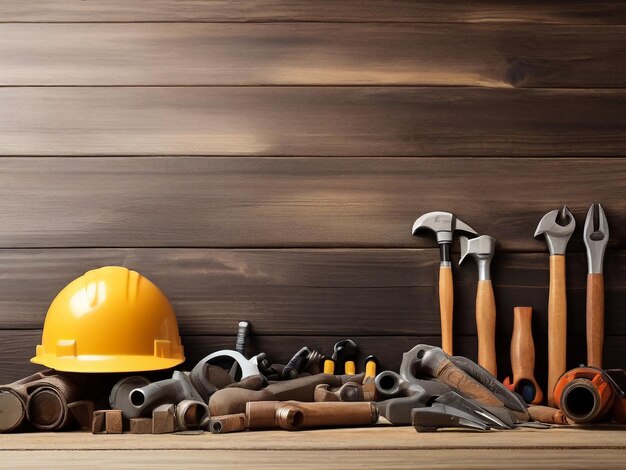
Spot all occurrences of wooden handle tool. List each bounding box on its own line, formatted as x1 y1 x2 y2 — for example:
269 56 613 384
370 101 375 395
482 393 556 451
412 211 478 357
439 265 454 355
547 254 567 407
476 279 497 375
459 235 497 375
583 203 608 369
534 206 575 407
503 306 543 404
586 273 605 367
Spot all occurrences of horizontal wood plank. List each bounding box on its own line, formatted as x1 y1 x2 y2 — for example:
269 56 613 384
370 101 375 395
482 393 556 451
1 1 624 24
2 448 626 469
1 88 624 156
0 158 623 249
1 23 624 87
1 330 624 386
0 249 623 337
2 427 625 451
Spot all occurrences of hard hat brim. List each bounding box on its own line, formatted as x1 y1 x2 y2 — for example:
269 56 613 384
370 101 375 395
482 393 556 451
30 354 184 373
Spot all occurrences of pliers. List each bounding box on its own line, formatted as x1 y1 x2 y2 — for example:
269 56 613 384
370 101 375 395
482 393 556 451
584 203 609 368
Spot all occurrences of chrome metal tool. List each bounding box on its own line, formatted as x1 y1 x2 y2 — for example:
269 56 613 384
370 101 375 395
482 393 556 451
583 203 609 368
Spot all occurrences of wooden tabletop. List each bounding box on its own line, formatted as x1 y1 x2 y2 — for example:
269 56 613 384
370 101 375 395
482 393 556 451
1 425 625 469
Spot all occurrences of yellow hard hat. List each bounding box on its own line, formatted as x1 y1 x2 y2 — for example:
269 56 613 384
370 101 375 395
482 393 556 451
31 266 185 373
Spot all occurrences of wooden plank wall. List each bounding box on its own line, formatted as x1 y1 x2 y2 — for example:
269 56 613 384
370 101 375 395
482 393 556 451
0 2 624 387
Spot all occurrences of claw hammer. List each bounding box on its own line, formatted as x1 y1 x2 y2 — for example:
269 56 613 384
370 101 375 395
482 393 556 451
412 212 477 355
535 206 575 406
459 235 497 376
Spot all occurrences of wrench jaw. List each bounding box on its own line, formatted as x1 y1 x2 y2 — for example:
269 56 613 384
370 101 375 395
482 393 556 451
584 203 609 274
534 206 576 255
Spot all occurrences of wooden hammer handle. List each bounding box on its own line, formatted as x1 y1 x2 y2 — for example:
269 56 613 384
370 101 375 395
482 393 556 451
548 255 567 407
476 279 497 376
439 265 454 355
586 273 604 368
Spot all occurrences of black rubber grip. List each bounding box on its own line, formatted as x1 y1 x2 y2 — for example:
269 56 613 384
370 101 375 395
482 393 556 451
440 243 451 263
281 347 311 380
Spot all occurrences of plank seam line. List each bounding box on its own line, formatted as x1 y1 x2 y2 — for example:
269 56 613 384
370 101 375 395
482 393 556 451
0 246 608 254
1 85 626 91
1 20 623 25
1 156 625 160
2 445 624 451
2 329 625 339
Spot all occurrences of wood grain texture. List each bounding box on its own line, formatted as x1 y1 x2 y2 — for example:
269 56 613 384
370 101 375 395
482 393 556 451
547 255 567 406
511 307 536 379
0 158 623 249
1 23 624 87
586 273 605 368
0 249 623 336
1 330 624 385
1 1 624 24
3 448 626 470
1 89 625 156
1 427 625 451
509 307 542 404
438 266 454 354
475 279 497 376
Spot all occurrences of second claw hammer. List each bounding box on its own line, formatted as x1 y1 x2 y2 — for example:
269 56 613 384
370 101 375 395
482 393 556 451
460 235 497 376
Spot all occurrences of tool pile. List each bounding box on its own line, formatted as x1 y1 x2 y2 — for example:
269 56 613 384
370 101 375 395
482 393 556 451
0 204 623 434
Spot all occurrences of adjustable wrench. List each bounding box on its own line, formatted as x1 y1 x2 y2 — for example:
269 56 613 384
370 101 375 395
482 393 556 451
535 206 575 406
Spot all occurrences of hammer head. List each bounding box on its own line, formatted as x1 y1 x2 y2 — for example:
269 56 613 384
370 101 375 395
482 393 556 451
459 235 495 280
412 211 477 244
534 206 576 255
459 235 495 265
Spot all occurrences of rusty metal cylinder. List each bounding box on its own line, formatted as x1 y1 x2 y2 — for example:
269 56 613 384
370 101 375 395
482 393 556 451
246 400 378 431
27 388 69 430
208 413 247 434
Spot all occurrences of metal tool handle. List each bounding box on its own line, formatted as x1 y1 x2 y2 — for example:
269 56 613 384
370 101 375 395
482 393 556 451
439 265 454 355
586 273 605 368
476 279 497 376
510 307 543 404
273 401 378 431
548 255 567 407
235 321 250 355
